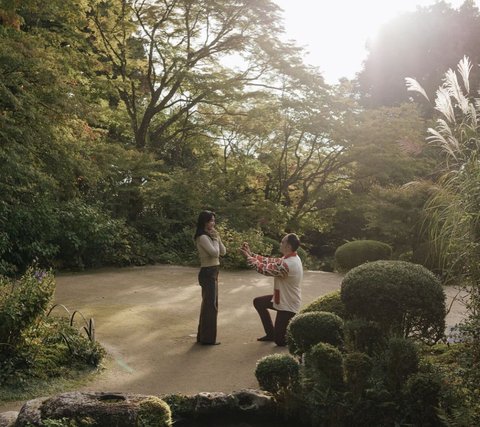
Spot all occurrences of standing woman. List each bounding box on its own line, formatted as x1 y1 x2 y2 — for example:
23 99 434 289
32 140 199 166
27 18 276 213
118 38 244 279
194 210 226 345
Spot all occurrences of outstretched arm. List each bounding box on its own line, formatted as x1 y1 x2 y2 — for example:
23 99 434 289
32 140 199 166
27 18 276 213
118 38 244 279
240 242 288 277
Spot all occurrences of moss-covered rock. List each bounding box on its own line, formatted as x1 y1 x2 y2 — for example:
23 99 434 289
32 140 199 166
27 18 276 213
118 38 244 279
137 396 172 426
15 392 172 427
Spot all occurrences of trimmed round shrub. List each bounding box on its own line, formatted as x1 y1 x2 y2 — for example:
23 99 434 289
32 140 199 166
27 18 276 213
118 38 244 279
287 312 344 356
341 260 446 344
344 352 373 397
304 342 344 390
255 353 300 394
335 240 392 272
300 290 346 319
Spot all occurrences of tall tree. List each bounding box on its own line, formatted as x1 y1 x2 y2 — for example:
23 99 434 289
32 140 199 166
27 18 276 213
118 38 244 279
86 0 290 156
207 61 355 235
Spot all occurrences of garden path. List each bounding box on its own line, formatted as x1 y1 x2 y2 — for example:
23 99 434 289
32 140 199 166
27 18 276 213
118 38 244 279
0 265 468 413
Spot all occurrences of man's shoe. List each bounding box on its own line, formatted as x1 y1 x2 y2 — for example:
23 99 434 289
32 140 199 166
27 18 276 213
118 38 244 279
257 335 274 342
200 341 221 345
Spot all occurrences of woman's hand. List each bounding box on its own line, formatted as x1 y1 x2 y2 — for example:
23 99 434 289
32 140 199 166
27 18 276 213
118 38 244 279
208 228 219 240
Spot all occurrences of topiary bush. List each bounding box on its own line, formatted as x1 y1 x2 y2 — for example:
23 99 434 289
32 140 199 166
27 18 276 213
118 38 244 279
341 260 446 344
255 353 300 395
334 240 392 272
287 311 344 356
300 290 346 319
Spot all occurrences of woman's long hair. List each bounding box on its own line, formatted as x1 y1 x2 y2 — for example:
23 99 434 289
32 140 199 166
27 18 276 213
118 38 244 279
194 210 215 240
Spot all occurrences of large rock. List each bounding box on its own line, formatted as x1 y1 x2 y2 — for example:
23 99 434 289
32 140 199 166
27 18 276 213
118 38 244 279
0 411 18 427
9 389 277 427
15 392 171 427
163 389 276 426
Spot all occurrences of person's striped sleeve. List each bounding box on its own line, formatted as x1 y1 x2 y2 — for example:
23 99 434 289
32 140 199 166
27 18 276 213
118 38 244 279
246 254 289 277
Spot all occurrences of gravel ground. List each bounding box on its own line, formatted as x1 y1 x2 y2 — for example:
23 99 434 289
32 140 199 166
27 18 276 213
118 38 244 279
0 265 468 413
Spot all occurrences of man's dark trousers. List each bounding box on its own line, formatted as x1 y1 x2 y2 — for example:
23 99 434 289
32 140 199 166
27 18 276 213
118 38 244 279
253 294 295 346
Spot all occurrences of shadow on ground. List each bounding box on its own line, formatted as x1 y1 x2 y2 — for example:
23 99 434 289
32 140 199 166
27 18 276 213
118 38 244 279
0 265 467 412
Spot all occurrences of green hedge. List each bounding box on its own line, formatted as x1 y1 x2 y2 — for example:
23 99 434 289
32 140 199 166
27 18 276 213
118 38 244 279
335 240 392 272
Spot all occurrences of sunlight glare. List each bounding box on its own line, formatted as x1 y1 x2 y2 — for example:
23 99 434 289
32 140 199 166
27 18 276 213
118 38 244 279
274 0 471 83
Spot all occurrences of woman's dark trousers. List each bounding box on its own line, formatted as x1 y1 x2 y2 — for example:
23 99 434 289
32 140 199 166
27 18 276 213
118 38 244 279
197 266 219 344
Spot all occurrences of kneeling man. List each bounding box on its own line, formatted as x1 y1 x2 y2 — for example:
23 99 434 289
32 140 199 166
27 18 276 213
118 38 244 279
240 234 303 346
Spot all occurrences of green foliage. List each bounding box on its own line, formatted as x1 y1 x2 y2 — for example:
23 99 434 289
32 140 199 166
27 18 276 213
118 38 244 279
363 184 432 256
300 290 346 318
381 337 419 393
263 237 280 255
411 240 444 274
448 321 480 423
344 319 386 356
1 315 105 387
0 0 348 274
344 352 373 398
341 260 446 343
407 56 480 423
0 268 104 387
55 200 146 269
287 311 344 356
301 344 345 426
334 240 392 272
254 353 300 395
303 342 344 390
218 225 272 269
421 342 480 426
0 267 55 349
402 371 443 427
